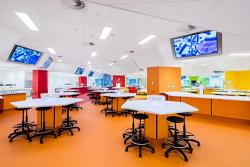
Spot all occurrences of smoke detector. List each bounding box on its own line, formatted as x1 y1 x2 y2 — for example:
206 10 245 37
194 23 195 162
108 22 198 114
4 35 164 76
62 0 87 10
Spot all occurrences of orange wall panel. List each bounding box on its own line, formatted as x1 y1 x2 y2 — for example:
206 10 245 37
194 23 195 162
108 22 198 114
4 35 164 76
147 66 181 95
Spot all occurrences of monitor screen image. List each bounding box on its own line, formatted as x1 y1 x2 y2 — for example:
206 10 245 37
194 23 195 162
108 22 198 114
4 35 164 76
75 67 84 75
41 57 54 69
8 45 42 65
171 31 221 58
88 71 94 77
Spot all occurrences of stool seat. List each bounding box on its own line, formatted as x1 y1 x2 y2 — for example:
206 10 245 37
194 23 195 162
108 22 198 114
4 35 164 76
134 113 149 120
167 116 184 123
15 107 31 111
36 107 52 111
178 112 193 117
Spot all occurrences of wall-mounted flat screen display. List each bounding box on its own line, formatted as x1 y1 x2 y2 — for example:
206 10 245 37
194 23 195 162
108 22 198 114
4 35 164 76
41 57 54 69
75 67 84 75
8 45 42 65
88 71 94 77
171 30 222 58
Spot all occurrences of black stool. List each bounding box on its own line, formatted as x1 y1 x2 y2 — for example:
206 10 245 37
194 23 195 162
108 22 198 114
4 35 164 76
120 97 133 117
105 97 117 117
123 110 138 144
58 104 80 136
162 116 190 162
70 95 83 111
8 108 33 142
101 96 112 113
177 112 200 152
125 113 155 158
32 107 57 144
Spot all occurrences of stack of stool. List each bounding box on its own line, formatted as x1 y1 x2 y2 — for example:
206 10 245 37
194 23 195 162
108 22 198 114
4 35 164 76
162 116 192 161
177 112 200 152
32 107 57 144
58 104 80 136
122 110 138 144
8 107 34 142
125 113 155 158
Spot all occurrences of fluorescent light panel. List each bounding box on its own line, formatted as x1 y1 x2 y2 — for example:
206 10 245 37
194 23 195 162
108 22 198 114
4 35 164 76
120 55 129 60
91 52 97 57
15 12 39 31
99 27 112 40
87 61 91 65
47 48 56 54
109 63 113 66
138 35 156 45
229 53 250 57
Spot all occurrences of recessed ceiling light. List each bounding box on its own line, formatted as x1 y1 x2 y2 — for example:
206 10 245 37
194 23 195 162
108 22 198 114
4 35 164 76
47 48 56 54
87 61 91 65
99 27 112 40
57 59 63 63
88 65 92 68
138 35 156 45
120 54 129 60
229 53 250 57
91 52 97 57
15 12 39 31
109 63 113 66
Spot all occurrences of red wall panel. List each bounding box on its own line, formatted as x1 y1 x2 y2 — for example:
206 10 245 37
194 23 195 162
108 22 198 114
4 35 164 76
113 75 126 87
32 70 48 98
79 76 87 86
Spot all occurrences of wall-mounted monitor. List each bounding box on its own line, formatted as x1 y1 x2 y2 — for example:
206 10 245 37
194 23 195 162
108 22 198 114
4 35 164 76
41 57 54 69
8 45 43 65
75 67 84 75
88 71 94 77
171 30 222 58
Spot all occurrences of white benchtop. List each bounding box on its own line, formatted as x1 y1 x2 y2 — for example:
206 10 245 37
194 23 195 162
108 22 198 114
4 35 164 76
121 100 198 115
11 98 83 108
164 92 250 102
101 93 136 98
92 90 118 93
0 96 3 99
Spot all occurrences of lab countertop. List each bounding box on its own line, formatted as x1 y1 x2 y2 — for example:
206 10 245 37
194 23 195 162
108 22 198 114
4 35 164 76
0 91 26 96
163 92 250 102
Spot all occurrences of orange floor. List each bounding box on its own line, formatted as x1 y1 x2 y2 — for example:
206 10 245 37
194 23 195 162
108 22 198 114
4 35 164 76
1 97 250 167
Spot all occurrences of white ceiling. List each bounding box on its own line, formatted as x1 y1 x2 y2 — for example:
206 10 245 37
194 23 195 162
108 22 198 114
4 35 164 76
0 0 250 76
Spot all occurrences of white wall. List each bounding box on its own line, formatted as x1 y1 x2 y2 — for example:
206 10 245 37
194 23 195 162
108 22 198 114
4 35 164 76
48 72 78 93
0 71 25 89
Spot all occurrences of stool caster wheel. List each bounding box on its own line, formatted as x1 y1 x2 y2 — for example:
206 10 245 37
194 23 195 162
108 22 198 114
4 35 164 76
151 150 155 153
198 143 201 147
184 157 188 162
123 134 125 138
125 148 128 152
165 153 169 158
40 140 43 144
54 135 57 138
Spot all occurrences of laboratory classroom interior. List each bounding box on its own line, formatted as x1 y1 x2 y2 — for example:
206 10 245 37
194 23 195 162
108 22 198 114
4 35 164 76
0 0 250 167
